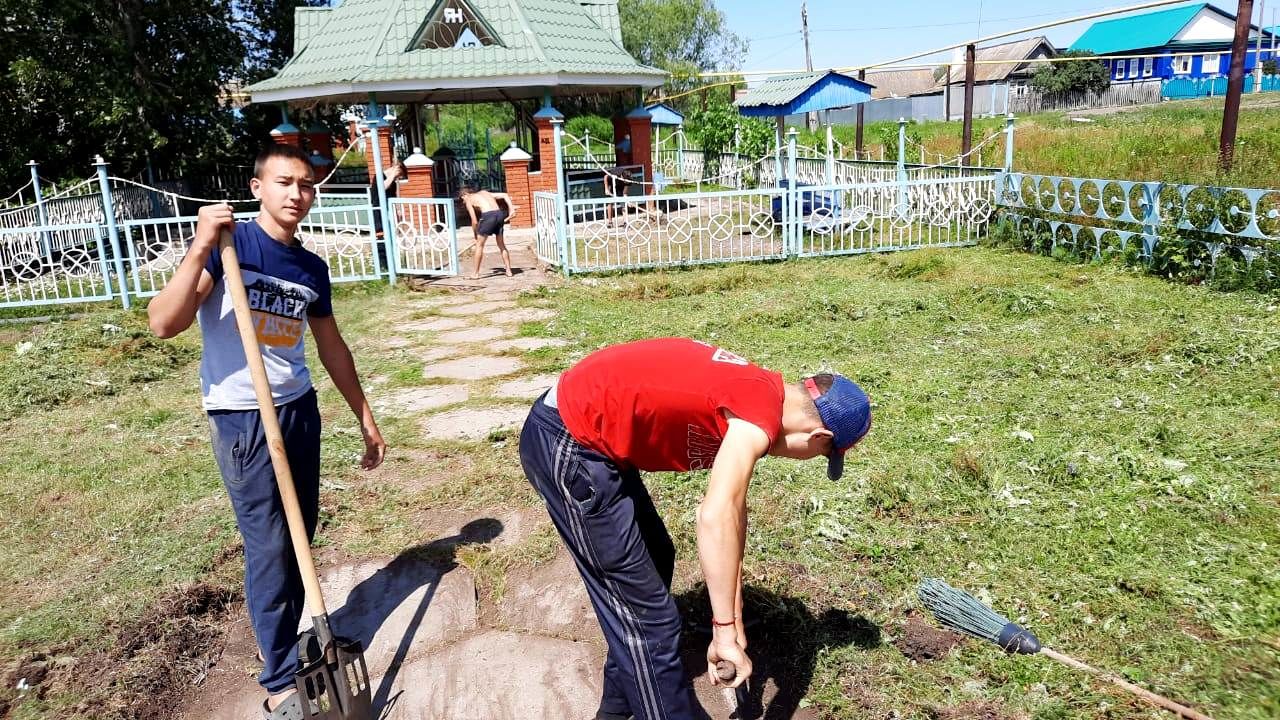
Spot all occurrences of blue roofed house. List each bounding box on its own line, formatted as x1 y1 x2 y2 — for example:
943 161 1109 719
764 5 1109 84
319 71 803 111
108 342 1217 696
1070 3 1277 83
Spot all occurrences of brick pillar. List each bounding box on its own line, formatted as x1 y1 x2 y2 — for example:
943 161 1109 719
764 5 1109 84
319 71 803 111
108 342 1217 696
399 148 434 198
270 122 303 147
306 122 333 161
500 143 534 229
364 125 395 184
531 106 563 196
626 106 653 185
612 114 630 165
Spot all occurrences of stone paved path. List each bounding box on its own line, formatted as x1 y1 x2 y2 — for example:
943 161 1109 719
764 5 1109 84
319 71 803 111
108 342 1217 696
182 231 814 720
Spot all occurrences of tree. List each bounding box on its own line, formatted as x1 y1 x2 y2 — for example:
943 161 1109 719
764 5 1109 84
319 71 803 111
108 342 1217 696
619 0 746 100
1030 50 1111 94
0 0 324 189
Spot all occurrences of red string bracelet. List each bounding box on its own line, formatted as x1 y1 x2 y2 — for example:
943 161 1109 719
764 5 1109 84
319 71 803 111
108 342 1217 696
711 617 736 627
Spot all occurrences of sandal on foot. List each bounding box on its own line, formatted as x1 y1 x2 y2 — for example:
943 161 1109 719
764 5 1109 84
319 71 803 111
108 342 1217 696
261 691 304 720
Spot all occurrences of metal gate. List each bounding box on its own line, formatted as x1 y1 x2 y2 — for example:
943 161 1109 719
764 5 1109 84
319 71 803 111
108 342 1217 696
388 198 459 277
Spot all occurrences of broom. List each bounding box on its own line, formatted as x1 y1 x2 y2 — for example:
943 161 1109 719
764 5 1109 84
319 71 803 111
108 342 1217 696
917 578 1216 720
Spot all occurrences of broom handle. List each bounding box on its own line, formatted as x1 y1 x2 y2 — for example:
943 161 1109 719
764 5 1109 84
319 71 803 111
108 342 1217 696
219 231 329 620
1039 647 1216 720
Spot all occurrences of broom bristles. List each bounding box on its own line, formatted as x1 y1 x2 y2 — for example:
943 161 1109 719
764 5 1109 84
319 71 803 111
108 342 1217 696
918 577 1042 654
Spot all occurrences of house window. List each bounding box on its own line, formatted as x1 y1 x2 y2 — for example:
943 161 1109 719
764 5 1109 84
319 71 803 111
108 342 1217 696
1174 55 1193 74
1128 59 1139 78
1201 54 1220 75
1113 60 1125 79
1142 57 1154 77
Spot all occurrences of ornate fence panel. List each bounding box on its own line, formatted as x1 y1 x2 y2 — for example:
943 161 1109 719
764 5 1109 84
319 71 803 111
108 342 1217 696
388 198 458 277
563 187 789 273
996 172 1280 287
534 192 561 267
795 175 998 257
0 222 119 308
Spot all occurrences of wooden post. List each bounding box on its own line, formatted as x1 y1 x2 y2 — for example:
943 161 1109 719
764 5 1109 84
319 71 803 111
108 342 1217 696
856 69 866 158
944 64 952 120
962 43 976 166
1221 0 1255 172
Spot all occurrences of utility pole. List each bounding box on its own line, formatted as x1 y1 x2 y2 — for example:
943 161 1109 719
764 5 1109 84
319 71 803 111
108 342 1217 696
802 1 816 131
1221 0 1255 172
1256 0 1267 92
855 68 866 157
962 43 976 165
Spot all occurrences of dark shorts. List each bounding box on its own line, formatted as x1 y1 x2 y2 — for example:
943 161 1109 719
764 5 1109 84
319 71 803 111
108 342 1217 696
475 209 506 237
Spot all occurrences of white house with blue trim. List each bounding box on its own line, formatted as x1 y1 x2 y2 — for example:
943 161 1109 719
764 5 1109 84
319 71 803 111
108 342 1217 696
1070 3 1277 83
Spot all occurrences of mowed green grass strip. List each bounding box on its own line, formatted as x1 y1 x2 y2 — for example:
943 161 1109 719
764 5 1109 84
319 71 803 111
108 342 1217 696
0 248 1277 718
541 248 1279 719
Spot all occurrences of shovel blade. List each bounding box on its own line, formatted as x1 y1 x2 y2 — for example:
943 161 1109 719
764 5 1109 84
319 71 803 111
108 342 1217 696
294 631 373 720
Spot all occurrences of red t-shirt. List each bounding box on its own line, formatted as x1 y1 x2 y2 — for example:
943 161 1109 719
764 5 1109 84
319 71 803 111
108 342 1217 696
557 338 785 472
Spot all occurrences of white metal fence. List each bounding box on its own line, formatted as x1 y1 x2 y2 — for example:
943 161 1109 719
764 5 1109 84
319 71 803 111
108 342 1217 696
389 198 459 277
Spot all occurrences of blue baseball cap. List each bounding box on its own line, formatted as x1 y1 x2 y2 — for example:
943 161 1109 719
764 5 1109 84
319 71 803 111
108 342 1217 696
803 374 872 480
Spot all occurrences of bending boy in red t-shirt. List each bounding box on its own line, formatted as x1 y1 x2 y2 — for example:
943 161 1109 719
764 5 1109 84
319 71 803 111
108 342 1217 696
519 338 871 720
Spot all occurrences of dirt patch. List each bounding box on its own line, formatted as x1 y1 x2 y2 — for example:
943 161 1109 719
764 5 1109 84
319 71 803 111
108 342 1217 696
420 406 527 441
490 337 568 352
929 700 1021 720
422 356 523 381
3 582 241 720
434 326 511 344
896 613 964 661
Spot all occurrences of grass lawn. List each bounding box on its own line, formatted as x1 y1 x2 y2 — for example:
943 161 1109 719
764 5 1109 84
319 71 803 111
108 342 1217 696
795 94 1280 189
0 247 1276 718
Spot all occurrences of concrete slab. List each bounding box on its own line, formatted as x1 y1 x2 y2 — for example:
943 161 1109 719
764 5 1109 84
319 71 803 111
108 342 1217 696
421 356 523 381
420 406 528 442
417 345 466 363
375 385 470 415
487 307 558 325
490 337 569 352
395 317 471 333
491 374 559 400
437 300 516 317
375 631 601 720
434 326 511 344
363 448 471 493
497 550 598 642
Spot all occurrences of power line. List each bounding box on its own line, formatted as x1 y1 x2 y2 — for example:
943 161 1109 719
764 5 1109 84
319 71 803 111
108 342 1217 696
806 2 1122 34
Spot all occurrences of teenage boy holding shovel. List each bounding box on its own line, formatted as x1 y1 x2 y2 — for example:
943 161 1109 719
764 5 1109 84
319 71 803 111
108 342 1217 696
148 144 386 718
519 338 872 720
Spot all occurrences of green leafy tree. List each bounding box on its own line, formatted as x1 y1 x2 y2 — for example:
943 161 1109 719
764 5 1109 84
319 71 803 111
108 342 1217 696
619 0 746 100
1030 50 1111 94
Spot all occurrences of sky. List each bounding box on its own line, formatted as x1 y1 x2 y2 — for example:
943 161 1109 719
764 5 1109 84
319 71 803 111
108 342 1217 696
714 0 1272 73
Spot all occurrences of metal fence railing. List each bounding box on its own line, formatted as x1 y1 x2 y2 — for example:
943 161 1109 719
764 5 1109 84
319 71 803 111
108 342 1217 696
534 191 562 268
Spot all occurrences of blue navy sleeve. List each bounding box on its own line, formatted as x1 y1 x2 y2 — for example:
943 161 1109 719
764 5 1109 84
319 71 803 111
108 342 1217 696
307 259 333 317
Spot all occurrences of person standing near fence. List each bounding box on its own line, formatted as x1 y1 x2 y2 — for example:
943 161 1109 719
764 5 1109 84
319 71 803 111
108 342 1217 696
146 143 387 719
460 185 518 279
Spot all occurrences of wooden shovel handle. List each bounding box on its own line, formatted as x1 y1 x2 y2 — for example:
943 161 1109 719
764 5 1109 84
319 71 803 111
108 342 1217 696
218 230 328 619
1040 647 1216 720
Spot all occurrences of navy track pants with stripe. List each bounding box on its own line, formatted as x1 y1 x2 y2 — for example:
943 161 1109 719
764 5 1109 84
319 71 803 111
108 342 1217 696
519 394 703 720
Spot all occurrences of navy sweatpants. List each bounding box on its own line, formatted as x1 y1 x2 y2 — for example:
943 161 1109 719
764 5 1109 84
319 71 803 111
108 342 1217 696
208 389 321 695
519 393 702 720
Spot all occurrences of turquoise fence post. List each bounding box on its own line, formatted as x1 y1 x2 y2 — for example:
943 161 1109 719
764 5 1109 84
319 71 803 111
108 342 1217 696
94 156 130 309
897 118 908 218
552 117 571 277
787 127 798 257
1141 181 1158 265
677 126 686 179
1003 114 1016 173
28 161 51 261
366 97 397 284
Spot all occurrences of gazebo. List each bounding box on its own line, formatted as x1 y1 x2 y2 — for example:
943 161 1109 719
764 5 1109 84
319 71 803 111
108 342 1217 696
245 0 666 229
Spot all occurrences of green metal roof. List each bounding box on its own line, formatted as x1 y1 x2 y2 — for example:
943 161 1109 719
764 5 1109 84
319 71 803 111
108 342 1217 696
1069 3 1208 54
248 0 664 104
293 7 333 56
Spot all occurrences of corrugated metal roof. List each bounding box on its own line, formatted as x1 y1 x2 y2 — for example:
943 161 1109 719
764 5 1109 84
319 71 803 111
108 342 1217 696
1069 3 1206 54
293 8 333 57
864 68 937 99
580 0 622 46
248 0 663 102
735 71 874 116
645 102 684 125
936 36 1055 88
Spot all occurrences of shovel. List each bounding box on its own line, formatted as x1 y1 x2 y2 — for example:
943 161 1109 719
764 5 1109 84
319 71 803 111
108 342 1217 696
218 230 373 719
